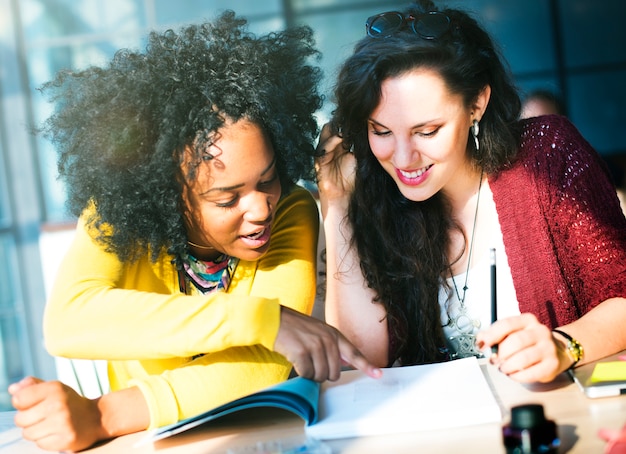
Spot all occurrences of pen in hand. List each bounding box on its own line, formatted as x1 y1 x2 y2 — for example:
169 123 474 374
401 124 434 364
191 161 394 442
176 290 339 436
490 248 498 355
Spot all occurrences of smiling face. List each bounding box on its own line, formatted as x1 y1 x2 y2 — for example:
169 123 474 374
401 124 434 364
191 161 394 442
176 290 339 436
182 118 281 262
367 68 489 204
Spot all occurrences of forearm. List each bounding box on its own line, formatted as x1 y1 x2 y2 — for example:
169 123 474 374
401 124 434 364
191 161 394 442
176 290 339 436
96 386 150 440
556 297 626 367
45 288 281 360
323 204 388 366
128 346 292 428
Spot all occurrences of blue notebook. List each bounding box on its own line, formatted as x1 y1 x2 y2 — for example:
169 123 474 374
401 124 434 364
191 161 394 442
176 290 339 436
145 376 320 444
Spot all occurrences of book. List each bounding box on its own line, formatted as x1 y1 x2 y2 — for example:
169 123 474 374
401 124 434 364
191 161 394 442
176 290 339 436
143 376 321 444
569 352 626 398
143 356 501 444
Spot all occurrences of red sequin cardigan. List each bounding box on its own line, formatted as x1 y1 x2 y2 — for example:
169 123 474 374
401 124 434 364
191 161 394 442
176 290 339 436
490 114 626 328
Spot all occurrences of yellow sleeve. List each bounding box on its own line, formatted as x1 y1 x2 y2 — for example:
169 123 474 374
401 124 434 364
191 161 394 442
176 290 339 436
43 186 319 360
243 186 320 317
129 345 296 429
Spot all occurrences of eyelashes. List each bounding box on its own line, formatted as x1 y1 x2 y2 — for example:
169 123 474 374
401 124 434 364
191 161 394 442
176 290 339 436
213 174 279 209
369 127 440 137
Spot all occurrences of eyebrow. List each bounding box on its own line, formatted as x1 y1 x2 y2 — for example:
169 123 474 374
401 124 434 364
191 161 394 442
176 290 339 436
368 117 431 130
202 155 277 195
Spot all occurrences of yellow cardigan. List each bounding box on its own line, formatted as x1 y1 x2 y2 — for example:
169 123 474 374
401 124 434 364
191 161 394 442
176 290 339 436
43 186 319 428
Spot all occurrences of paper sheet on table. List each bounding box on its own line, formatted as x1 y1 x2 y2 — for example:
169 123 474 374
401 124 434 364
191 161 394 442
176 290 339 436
0 411 20 451
305 357 502 440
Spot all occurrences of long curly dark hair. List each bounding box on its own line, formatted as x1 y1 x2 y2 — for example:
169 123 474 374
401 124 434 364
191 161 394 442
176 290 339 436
332 0 522 365
39 11 323 263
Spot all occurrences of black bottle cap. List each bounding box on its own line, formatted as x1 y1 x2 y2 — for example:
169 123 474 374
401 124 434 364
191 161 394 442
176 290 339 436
510 404 547 429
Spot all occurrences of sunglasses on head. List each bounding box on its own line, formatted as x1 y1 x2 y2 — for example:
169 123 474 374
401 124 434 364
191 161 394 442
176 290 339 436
366 11 451 39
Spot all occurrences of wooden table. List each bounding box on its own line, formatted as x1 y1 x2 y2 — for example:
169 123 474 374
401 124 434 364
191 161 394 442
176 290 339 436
4 361 626 453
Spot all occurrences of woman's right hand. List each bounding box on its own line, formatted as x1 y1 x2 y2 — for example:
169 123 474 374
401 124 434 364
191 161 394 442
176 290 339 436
314 123 356 217
274 306 382 382
10 376 149 453
10 376 106 452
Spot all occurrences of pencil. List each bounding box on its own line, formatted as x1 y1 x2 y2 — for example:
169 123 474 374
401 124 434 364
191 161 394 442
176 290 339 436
490 248 498 354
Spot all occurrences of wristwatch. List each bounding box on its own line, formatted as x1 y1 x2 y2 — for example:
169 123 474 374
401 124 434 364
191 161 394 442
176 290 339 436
552 329 584 368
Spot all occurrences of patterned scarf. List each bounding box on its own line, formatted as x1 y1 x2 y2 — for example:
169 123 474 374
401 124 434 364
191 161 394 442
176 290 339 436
181 253 239 294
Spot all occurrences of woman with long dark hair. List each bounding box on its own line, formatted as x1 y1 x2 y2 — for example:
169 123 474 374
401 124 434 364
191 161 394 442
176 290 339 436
317 0 626 382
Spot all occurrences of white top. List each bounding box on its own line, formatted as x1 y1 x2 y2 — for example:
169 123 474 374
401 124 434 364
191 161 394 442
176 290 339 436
439 181 520 358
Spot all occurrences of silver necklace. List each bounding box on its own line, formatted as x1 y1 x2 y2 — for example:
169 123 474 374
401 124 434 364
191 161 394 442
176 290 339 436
443 170 484 358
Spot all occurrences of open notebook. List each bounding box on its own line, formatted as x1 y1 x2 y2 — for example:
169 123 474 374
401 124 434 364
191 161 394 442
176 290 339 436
569 352 626 398
306 356 501 439
144 356 501 444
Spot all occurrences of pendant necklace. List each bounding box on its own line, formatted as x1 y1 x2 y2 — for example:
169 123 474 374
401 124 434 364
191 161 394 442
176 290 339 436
444 169 485 358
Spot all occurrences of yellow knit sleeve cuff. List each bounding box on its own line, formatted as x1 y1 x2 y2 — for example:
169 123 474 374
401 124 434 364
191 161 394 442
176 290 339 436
129 376 179 430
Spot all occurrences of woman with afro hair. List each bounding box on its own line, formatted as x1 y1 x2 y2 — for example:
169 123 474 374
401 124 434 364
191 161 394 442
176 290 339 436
9 11 379 452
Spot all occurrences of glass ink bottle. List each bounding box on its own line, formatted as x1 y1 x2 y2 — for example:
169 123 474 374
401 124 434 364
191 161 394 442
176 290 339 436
502 404 560 454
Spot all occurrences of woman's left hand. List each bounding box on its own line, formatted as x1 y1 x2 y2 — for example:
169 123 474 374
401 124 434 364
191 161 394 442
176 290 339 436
9 376 105 452
314 123 356 218
476 313 572 383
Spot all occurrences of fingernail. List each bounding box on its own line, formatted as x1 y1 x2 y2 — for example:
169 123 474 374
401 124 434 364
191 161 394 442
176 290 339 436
476 340 485 349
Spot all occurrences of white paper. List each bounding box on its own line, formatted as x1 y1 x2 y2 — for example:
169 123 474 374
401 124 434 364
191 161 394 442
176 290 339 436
0 411 21 451
305 357 501 440
0 411 16 433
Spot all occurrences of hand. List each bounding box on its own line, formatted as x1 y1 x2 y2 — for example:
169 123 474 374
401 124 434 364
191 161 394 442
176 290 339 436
599 424 626 454
274 306 382 382
314 123 356 217
475 313 570 383
9 376 105 452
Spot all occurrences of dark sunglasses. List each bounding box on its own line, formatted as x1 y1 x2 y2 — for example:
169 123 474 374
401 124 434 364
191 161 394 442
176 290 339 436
366 11 451 39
